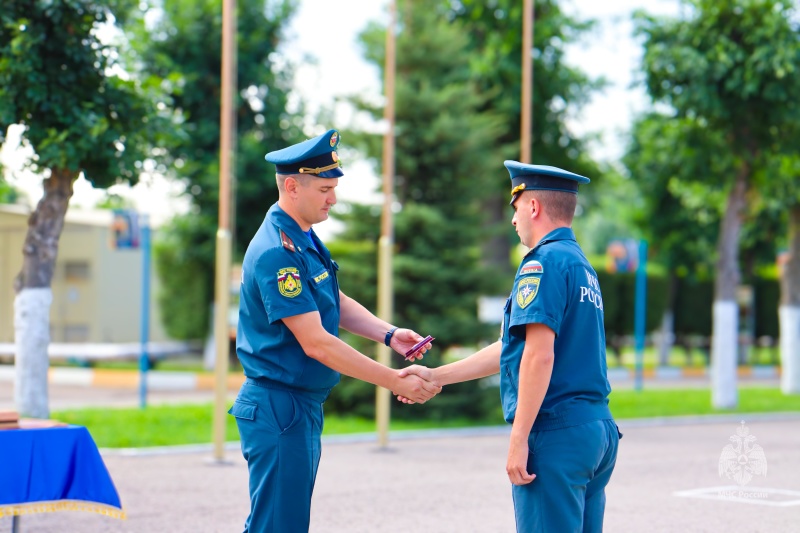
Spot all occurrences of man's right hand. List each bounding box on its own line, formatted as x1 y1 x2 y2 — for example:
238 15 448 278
394 365 441 404
392 366 441 404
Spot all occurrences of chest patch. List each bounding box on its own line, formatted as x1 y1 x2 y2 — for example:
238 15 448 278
516 276 541 309
313 270 330 284
277 267 302 298
520 260 544 275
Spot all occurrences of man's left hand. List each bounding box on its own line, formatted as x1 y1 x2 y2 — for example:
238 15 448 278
390 328 432 361
506 438 536 486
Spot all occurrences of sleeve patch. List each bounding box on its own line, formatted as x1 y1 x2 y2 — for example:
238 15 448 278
277 267 302 297
516 276 541 309
520 260 543 275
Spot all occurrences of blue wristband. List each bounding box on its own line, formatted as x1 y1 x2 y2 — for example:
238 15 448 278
384 326 398 346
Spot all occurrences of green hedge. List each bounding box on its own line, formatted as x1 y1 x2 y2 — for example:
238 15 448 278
673 277 714 336
598 271 669 337
754 278 780 338
598 273 781 340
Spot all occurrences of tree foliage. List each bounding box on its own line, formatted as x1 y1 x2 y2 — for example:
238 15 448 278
0 179 19 204
338 1 501 347
121 0 304 339
0 0 172 417
327 2 507 419
623 113 726 277
634 0 800 296
0 0 169 192
442 0 604 271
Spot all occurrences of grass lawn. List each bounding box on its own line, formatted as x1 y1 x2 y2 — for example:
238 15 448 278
51 387 800 449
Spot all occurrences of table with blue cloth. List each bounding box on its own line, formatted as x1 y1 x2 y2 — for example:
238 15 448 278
0 424 125 527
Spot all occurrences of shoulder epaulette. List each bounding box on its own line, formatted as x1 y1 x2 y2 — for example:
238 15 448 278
280 229 296 252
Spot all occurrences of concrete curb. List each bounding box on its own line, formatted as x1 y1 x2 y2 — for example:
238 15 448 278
607 365 781 381
0 365 781 391
0 365 245 391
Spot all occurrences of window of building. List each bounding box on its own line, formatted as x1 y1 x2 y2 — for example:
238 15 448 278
64 325 90 342
64 261 91 282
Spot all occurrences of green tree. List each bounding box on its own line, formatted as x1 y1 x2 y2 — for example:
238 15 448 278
762 154 800 393
0 178 19 204
122 0 303 339
443 0 604 274
635 0 800 407
0 0 172 417
328 1 505 419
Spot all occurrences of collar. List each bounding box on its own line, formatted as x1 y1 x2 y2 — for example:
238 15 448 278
267 203 312 254
529 226 576 253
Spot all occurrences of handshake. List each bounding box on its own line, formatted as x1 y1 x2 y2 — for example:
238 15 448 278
392 364 440 404
386 329 441 404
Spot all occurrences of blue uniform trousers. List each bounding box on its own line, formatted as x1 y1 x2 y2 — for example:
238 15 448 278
230 379 325 533
512 419 620 533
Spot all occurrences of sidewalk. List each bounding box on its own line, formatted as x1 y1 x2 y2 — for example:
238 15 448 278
1 418 798 532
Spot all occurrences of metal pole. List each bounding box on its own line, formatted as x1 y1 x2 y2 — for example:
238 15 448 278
139 214 151 409
634 240 648 391
376 0 397 449
212 0 235 463
521 0 534 163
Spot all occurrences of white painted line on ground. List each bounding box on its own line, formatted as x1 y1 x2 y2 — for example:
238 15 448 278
50 367 94 386
674 486 800 507
146 371 198 391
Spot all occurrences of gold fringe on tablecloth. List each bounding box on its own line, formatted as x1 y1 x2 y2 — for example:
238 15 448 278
0 500 126 519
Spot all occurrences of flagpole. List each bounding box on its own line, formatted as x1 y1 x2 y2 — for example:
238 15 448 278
211 0 236 463
521 0 534 163
376 0 397 449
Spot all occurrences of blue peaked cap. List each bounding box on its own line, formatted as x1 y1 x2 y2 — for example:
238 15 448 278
505 161 590 205
265 129 344 178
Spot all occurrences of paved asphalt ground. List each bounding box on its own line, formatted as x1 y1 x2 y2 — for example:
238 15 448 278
2 382 800 532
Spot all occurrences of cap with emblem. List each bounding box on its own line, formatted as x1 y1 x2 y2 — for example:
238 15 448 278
505 161 590 205
265 129 344 178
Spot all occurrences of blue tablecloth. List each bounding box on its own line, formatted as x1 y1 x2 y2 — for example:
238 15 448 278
0 425 125 519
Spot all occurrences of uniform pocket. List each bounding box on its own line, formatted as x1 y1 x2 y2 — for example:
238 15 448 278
228 399 257 420
501 296 511 342
267 390 301 434
310 267 332 288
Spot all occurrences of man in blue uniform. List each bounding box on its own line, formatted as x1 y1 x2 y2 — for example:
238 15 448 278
231 128 440 533
402 161 620 532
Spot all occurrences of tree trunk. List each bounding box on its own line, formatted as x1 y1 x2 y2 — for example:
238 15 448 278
780 203 800 394
13 169 74 418
711 163 748 409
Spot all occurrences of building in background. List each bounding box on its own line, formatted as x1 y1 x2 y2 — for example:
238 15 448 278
0 204 169 344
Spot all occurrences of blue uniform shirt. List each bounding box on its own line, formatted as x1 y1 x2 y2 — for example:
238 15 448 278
500 227 612 430
236 203 341 393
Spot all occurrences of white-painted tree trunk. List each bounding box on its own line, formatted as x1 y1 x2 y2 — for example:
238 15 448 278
14 288 52 418
711 301 738 409
780 305 800 394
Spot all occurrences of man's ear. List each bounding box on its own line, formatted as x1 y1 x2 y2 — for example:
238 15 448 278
530 196 540 218
284 176 298 195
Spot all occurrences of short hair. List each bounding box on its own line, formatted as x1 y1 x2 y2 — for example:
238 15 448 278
276 173 313 193
530 189 577 224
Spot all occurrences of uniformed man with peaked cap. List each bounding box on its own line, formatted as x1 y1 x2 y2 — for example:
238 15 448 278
402 161 620 532
231 128 439 533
